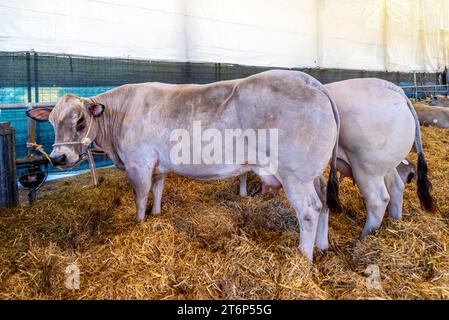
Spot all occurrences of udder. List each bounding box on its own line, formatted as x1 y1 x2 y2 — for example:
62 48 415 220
260 175 282 196
337 158 354 184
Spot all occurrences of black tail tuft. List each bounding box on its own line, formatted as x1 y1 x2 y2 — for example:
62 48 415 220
417 152 434 212
326 167 341 213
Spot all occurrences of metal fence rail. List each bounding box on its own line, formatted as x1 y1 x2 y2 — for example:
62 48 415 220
0 102 56 110
1 50 444 104
400 84 449 99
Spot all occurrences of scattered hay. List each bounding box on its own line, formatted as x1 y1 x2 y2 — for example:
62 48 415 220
0 126 448 299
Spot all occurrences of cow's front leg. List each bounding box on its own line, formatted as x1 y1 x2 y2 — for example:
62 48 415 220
126 163 155 222
151 173 166 215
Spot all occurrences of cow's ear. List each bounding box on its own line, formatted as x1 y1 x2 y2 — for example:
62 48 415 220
26 107 52 122
87 103 105 117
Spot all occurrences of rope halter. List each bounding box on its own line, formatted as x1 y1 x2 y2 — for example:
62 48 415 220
27 113 94 172
27 98 102 172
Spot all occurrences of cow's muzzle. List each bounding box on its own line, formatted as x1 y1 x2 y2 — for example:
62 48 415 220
50 154 67 166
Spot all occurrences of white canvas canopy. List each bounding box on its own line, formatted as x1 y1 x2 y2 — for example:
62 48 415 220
1 0 448 72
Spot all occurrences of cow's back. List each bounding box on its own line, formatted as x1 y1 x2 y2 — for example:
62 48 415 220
230 70 338 178
231 70 334 128
325 78 415 168
148 70 338 181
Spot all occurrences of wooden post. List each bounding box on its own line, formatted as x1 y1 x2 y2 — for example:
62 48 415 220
0 122 19 208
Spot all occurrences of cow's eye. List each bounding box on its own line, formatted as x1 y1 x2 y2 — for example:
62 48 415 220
76 116 85 131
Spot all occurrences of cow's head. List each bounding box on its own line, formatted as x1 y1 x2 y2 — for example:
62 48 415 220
430 94 449 107
26 94 104 166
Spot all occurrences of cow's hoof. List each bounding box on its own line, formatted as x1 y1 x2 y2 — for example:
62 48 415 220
360 228 377 239
388 212 402 221
316 243 329 253
299 247 314 264
151 210 161 216
135 215 145 222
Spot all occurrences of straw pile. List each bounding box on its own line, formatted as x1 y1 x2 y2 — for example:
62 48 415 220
0 125 448 300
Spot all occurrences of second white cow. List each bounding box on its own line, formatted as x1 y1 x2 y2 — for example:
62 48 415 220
237 79 433 238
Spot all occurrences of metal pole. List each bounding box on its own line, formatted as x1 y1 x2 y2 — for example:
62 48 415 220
0 102 56 110
27 119 36 156
34 52 39 103
26 51 36 156
0 122 19 208
86 149 99 186
26 52 32 103
445 66 449 96
413 71 418 99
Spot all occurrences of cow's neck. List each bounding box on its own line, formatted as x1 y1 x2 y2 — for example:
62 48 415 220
89 91 126 168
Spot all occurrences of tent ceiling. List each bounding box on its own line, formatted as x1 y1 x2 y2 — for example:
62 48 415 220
0 0 448 72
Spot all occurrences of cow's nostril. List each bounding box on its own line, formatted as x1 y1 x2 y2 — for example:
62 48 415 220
51 154 67 165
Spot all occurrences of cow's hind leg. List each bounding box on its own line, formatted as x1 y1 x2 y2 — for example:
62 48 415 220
354 170 390 238
314 176 329 252
385 169 404 220
126 163 154 222
282 176 322 261
151 173 166 215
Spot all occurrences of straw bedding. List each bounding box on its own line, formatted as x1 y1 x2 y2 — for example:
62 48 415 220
0 126 448 300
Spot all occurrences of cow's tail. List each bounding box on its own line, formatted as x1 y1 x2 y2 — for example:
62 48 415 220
322 88 341 213
298 72 340 212
388 84 434 211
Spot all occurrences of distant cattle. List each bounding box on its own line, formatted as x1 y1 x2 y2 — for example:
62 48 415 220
414 103 449 128
429 95 449 108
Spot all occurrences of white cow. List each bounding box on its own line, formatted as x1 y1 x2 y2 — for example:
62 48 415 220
239 78 434 238
325 79 433 237
27 70 341 261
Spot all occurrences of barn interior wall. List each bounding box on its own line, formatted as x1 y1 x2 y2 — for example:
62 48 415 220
0 50 441 164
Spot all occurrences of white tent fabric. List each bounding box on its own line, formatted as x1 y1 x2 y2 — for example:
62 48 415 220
1 0 448 72
319 0 385 71
185 0 317 68
385 0 423 72
0 0 186 61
